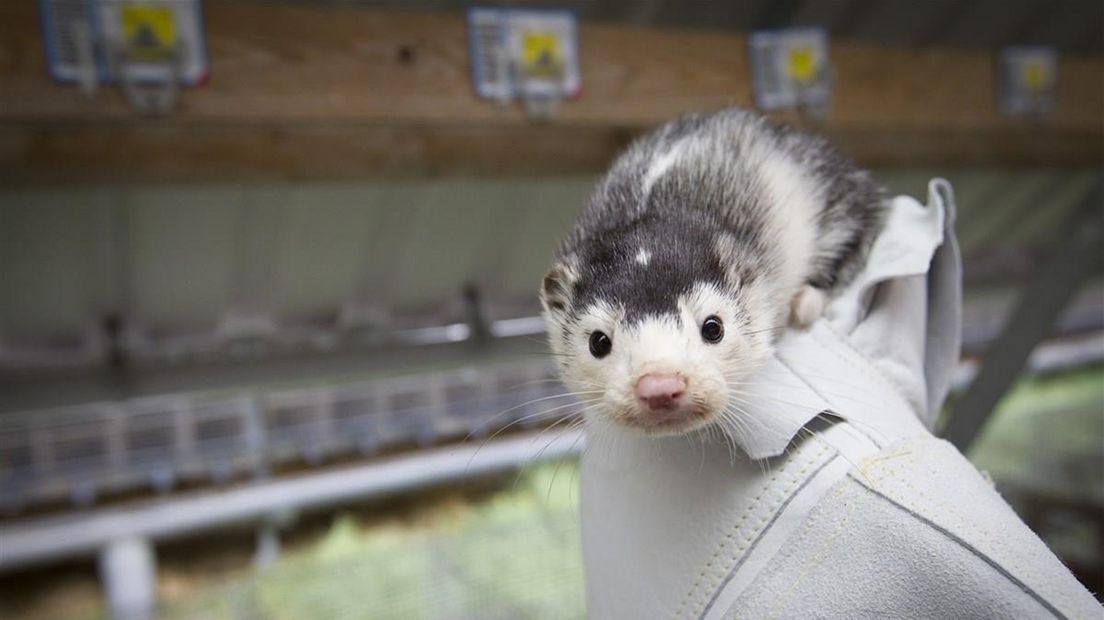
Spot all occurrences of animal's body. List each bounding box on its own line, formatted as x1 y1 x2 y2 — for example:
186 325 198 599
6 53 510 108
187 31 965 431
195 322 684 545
540 108 886 436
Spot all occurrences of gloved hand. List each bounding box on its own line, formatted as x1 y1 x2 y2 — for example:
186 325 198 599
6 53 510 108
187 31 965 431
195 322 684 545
580 180 1100 619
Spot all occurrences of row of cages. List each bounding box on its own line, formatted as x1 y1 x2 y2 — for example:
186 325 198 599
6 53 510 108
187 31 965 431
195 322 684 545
7 327 1097 517
0 362 575 515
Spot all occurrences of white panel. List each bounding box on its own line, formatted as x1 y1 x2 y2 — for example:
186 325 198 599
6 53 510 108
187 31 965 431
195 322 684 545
268 184 391 321
0 189 115 339
126 187 242 330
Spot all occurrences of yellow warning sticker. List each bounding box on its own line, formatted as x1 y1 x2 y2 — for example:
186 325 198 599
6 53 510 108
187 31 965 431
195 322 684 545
520 30 564 79
121 5 176 58
1021 59 1051 93
785 44 817 83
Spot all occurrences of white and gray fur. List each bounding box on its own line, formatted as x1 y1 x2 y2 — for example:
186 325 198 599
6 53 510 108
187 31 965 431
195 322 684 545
541 107 886 436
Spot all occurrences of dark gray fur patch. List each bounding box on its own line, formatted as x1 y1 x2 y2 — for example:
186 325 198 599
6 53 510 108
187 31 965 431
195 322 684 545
553 108 886 321
571 211 728 325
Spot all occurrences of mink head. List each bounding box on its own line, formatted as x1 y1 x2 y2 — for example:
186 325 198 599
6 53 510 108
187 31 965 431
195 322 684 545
540 211 784 436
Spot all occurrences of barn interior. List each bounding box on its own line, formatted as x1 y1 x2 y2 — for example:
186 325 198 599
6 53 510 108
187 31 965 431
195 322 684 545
1 1 1102 618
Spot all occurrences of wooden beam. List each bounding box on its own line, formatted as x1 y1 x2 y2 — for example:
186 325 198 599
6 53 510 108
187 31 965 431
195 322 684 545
1 3 1101 183
4 123 1101 186
0 123 635 184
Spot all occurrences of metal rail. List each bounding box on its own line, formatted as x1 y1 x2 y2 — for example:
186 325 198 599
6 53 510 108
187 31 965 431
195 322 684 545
0 427 585 572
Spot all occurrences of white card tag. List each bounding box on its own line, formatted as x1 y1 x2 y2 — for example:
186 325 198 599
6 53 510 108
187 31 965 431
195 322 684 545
748 28 830 111
39 0 208 86
999 46 1057 117
467 8 580 102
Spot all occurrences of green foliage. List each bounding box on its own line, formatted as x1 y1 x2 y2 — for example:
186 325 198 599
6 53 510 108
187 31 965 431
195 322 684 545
161 460 585 619
969 366 1104 499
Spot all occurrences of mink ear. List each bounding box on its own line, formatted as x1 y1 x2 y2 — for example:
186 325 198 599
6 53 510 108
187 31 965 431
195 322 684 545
540 257 578 315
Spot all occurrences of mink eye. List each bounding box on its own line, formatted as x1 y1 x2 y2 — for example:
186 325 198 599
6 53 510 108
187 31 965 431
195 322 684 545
589 331 612 358
701 316 724 343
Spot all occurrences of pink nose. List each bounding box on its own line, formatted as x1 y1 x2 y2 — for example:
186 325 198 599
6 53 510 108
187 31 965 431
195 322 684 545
635 373 687 411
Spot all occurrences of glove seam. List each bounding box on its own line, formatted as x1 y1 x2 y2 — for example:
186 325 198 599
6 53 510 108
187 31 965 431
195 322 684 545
678 441 832 618
757 448 902 618
863 438 1077 619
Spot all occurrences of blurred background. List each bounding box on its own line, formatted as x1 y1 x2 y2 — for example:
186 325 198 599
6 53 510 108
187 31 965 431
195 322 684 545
1 1 1102 618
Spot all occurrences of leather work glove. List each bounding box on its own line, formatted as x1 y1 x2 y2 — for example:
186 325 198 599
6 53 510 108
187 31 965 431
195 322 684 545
580 180 1102 619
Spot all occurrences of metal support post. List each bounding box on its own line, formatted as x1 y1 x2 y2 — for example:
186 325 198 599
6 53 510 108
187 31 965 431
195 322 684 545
943 183 1103 450
99 537 156 620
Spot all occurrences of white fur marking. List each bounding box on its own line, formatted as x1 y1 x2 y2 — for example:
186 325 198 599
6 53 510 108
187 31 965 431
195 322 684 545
627 317 688 377
641 140 689 195
635 249 651 266
754 148 820 290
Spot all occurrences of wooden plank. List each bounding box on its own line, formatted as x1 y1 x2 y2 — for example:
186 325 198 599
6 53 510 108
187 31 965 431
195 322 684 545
1 3 1101 183
0 123 635 184
2 4 756 124
4 3 1102 129
4 123 1102 185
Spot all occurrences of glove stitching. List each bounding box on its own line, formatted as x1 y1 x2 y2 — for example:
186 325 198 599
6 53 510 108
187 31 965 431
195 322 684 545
760 451 899 619
694 443 833 618
865 439 1075 618
673 460 791 619
682 442 832 619
673 470 782 618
